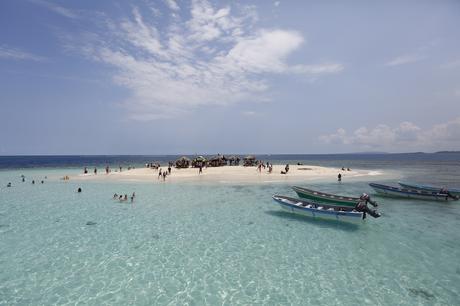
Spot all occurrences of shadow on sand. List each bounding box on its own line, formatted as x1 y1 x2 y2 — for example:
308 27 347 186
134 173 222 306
265 210 361 232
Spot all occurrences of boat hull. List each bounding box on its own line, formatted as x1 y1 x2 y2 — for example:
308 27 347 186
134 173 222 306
272 195 364 223
369 183 458 201
292 186 358 207
398 182 460 197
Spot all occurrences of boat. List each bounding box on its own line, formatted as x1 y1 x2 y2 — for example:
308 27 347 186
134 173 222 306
369 183 459 201
272 195 364 223
398 181 460 197
292 186 360 207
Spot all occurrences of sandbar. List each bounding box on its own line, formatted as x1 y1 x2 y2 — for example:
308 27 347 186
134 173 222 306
71 165 384 184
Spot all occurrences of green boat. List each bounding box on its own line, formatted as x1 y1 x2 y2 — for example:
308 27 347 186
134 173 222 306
292 186 360 207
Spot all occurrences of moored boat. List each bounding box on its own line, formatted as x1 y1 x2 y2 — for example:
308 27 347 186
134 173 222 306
369 183 459 201
398 181 460 197
292 186 359 207
272 195 364 223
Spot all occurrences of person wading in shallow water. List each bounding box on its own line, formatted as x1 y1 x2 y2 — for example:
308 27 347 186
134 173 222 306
338 173 342 182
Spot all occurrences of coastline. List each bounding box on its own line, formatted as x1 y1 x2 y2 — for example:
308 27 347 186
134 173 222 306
70 164 384 184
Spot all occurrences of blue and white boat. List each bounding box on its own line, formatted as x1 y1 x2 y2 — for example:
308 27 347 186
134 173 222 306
369 183 459 201
272 195 364 223
398 181 460 197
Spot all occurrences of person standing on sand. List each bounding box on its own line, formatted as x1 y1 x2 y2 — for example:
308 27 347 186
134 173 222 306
94 168 97 175
285 164 289 174
158 169 162 179
162 171 167 181
338 173 342 182
168 165 171 175
199 165 203 174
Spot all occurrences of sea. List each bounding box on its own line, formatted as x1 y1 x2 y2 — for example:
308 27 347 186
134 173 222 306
0 153 459 305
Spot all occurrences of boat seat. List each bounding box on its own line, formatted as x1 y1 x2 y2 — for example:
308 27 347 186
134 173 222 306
327 208 334 211
317 206 323 210
306 205 312 208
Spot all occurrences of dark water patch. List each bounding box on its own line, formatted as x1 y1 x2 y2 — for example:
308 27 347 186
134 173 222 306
0 224 8 228
247 221 254 225
456 267 460 275
265 210 360 232
152 234 160 240
408 288 435 300
86 221 97 226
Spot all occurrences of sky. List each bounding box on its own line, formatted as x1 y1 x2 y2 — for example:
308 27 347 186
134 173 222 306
1 0 459 155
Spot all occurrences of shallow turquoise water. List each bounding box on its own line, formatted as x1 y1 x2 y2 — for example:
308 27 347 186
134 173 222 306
1 168 459 305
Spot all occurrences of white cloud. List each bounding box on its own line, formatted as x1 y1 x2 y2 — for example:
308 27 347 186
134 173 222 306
320 118 460 151
0 45 45 61
164 0 180 11
75 0 343 120
31 0 78 19
274 1 281 7
385 54 426 67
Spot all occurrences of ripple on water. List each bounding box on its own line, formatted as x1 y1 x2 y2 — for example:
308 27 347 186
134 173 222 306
0 169 459 305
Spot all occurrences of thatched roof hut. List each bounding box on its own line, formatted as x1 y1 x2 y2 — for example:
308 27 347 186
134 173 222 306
243 155 257 167
192 156 207 168
175 156 191 168
208 155 226 167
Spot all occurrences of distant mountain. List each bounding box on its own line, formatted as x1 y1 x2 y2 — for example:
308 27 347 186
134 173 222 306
435 151 460 154
346 151 390 154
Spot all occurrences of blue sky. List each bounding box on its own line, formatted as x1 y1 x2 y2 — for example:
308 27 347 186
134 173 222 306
1 0 459 155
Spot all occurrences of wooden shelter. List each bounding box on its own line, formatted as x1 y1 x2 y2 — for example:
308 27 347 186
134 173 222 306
192 156 207 168
175 156 191 168
243 155 257 167
208 155 226 167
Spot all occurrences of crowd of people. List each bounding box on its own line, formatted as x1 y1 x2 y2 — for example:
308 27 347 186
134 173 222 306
113 192 136 203
83 165 136 175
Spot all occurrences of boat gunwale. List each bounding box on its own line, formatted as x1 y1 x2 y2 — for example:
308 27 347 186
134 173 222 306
369 183 459 201
398 181 460 194
272 195 362 218
292 186 359 203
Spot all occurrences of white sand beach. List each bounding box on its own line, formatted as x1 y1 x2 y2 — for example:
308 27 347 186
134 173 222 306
72 165 383 184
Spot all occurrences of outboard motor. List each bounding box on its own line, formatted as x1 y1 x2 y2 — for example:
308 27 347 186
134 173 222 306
356 193 381 218
440 188 458 200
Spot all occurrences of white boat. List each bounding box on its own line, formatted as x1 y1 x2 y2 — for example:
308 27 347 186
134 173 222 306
272 195 364 223
369 183 459 201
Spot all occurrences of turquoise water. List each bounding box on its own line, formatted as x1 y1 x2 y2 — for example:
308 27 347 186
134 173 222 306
1 165 460 305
